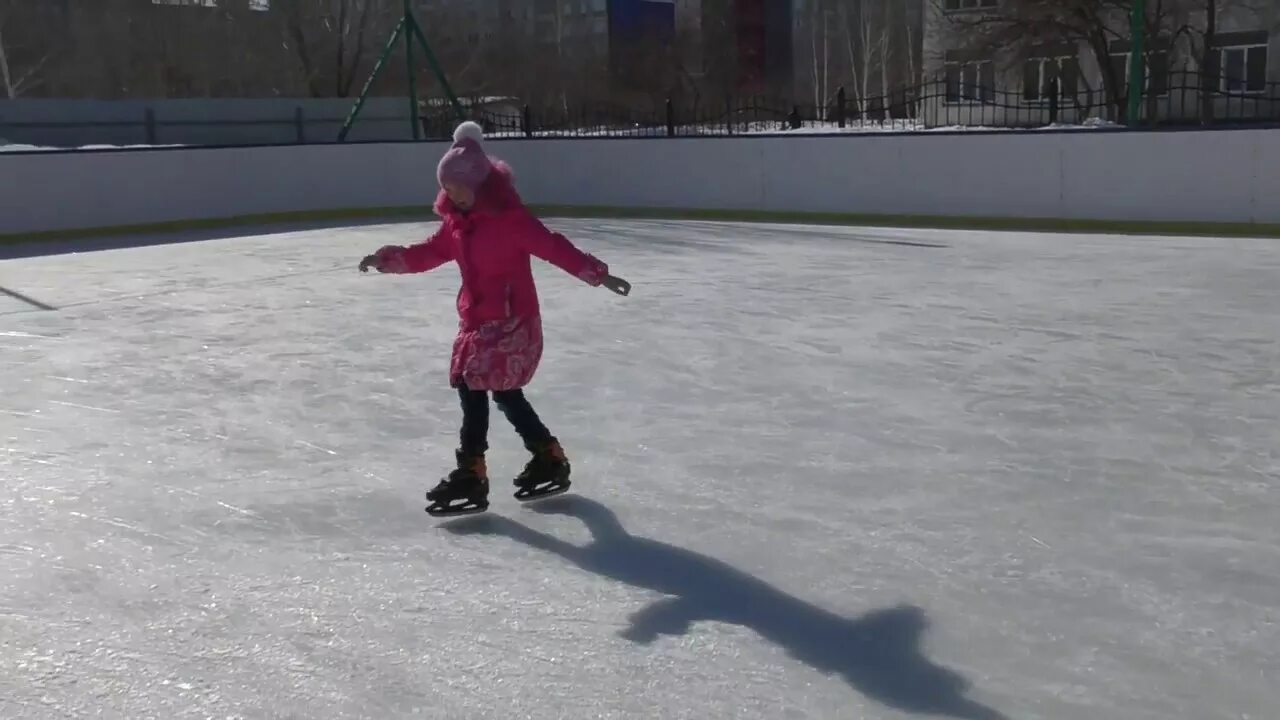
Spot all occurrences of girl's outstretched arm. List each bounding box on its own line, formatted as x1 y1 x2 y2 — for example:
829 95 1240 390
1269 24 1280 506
512 209 609 286
360 223 455 274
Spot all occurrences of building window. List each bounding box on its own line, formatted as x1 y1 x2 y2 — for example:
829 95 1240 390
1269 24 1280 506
943 0 998 10
945 60 994 103
1023 56 1079 102
1219 44 1268 93
1148 51 1169 96
1108 51 1170 97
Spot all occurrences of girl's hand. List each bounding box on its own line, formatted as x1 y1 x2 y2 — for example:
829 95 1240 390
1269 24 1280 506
602 274 631 296
359 246 408 273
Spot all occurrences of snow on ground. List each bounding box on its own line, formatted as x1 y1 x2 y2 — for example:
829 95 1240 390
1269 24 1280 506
1 219 1277 719
0 142 188 152
0 118 1120 152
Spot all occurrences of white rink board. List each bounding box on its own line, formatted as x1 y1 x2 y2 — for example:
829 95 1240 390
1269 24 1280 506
2 220 1278 719
2 128 1278 235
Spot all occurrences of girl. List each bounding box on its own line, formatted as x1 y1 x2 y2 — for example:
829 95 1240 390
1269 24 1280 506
360 121 629 516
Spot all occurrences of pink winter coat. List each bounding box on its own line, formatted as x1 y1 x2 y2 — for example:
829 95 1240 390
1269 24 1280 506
375 164 608 391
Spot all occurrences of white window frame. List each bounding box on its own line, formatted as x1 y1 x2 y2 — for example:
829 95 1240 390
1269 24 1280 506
1218 44 1268 94
1023 56 1078 103
944 60 994 104
1108 51 1171 98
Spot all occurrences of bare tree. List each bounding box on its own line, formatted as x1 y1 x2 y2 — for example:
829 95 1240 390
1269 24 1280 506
272 0 399 97
931 0 1185 120
792 0 920 122
933 0 1269 122
903 3 919 85
888 0 925 101
1177 0 1270 123
0 0 58 98
695 0 742 100
842 0 891 116
797 0 835 109
142 1 239 96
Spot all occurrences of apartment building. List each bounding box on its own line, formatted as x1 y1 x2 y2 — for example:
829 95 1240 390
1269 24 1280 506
922 1 1278 127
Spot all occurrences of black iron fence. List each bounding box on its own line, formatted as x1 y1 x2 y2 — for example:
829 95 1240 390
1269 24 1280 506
2 69 1277 150
911 68 1280 131
426 69 1280 140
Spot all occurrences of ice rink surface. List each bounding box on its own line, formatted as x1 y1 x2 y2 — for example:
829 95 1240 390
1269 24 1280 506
2 218 1278 719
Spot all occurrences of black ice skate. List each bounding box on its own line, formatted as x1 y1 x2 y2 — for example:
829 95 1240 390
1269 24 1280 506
513 439 572 501
426 451 490 517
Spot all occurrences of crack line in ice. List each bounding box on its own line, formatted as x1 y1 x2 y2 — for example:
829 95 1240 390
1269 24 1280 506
0 330 61 338
67 511 192 549
49 400 119 414
295 440 338 456
158 484 201 497
217 501 261 518
44 263 355 313
160 484 263 519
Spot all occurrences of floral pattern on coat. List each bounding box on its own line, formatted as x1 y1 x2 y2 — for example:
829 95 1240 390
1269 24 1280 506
450 314 545 391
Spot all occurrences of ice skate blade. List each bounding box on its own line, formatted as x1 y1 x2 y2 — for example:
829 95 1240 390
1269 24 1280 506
514 482 571 502
425 500 489 517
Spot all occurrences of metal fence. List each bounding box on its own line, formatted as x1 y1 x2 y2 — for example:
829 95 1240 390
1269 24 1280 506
428 69 1280 140
0 97 416 149
3 69 1277 150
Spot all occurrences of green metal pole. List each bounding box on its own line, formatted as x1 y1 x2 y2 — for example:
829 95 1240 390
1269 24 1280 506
404 0 420 140
338 17 407 142
409 17 466 122
1127 0 1147 127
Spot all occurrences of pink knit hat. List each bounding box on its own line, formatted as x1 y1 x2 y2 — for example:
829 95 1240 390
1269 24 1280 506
436 121 492 191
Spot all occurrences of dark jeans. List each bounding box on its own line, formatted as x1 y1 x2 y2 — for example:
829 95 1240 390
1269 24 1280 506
458 383 553 456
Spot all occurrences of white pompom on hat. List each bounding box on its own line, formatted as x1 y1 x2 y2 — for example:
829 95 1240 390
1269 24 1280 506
436 121 492 191
452 120 484 144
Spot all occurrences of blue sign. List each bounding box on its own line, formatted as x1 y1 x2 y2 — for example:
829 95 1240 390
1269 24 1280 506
609 0 675 41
